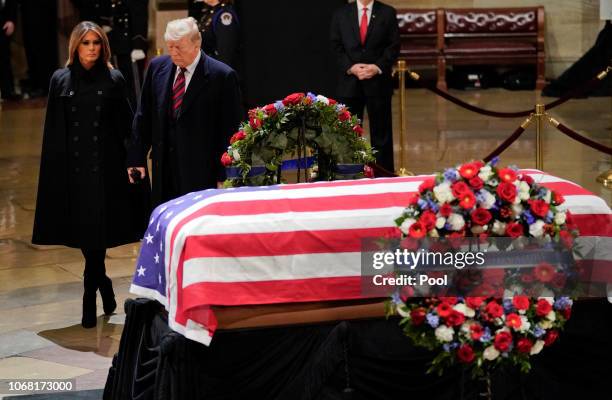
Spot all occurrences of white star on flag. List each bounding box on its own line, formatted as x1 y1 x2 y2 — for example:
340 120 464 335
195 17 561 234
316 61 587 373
154 253 160 264
164 211 174 220
156 221 161 232
159 241 163 251
149 216 155 225
174 199 184 205
137 265 146 276
159 205 168 214
144 233 154 244
193 194 203 200
158 274 162 284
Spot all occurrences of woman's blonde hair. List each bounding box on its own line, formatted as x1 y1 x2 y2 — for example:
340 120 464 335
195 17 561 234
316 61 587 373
66 21 113 69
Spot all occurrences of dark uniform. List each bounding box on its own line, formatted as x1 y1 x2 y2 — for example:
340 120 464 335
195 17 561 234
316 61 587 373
0 0 17 99
188 0 240 70
71 0 149 98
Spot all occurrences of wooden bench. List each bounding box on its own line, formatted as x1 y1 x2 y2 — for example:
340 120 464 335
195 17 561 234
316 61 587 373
396 7 545 91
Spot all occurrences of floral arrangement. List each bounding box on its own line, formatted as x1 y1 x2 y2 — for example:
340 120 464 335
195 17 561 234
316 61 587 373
220 92 375 187
389 158 579 376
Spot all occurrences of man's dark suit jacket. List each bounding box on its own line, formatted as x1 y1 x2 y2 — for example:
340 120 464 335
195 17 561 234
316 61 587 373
330 1 399 98
128 51 243 206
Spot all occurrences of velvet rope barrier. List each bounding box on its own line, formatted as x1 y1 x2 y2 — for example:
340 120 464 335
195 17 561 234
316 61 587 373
406 66 611 118
547 117 612 155
483 116 533 162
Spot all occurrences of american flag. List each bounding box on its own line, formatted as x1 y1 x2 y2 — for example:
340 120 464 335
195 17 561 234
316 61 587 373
130 171 612 346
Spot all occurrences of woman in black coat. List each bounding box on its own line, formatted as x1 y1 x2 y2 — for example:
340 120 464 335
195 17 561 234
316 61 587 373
32 21 150 328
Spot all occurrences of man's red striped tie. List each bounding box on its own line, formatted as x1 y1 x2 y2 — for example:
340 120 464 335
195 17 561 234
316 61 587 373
172 68 187 119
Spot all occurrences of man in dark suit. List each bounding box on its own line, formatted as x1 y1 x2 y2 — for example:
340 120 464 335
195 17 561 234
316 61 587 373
330 0 399 173
128 17 243 207
0 0 19 100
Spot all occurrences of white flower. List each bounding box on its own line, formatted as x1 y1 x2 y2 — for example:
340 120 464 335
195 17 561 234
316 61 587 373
479 166 494 182
447 213 465 231
399 218 416 235
454 303 475 318
512 204 524 216
530 340 545 355
529 220 546 238
544 189 552 203
539 320 553 329
492 220 507 236
315 94 329 105
483 346 500 361
433 182 455 203
435 217 446 229
518 316 531 332
429 229 439 238
232 149 241 161
554 212 566 225
480 190 496 209
434 325 455 342
546 310 556 321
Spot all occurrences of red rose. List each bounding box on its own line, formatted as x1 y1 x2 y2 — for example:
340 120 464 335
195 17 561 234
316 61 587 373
282 92 305 105
544 330 559 346
500 207 512 219
517 338 533 354
553 191 565 205
485 301 504 319
440 297 458 305
469 177 484 190
529 199 550 218
562 307 571 320
520 174 534 185
471 208 492 226
409 222 426 238
419 210 437 231
220 152 233 166
328 98 337 105
437 302 452 318
364 165 374 178
230 130 246 144
459 163 479 179
498 168 518 183
505 222 524 238
466 297 485 309
406 193 419 206
451 181 470 197
512 295 530 311
506 313 522 329
470 324 484 340
458 191 476 209
446 310 465 327
520 272 534 283
263 103 277 116
247 108 258 118
418 178 435 193
536 298 552 317
497 182 517 203
494 331 513 352
249 117 262 130
410 307 427 325
457 344 475 363
338 110 351 122
534 262 555 283
439 204 453 217
353 125 364 136
559 230 574 248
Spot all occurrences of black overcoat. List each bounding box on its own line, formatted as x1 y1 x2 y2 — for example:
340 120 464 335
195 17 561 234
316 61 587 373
32 63 150 248
127 52 243 207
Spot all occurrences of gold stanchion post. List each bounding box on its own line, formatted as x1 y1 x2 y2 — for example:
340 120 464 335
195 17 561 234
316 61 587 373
392 60 413 176
534 104 545 170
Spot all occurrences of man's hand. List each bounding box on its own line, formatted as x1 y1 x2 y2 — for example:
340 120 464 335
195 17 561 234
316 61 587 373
131 49 146 62
358 64 380 80
127 167 146 183
348 63 366 77
3 21 15 36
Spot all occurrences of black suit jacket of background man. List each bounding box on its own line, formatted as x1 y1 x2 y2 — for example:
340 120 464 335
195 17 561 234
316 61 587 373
128 51 243 206
330 0 399 98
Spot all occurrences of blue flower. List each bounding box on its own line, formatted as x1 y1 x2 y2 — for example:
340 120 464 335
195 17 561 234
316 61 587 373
427 199 439 213
523 210 535 225
443 343 451 352
503 298 514 312
274 101 285 112
306 92 317 102
490 156 500 166
554 297 573 310
418 199 429 209
334 103 344 112
480 327 492 343
545 210 554 223
534 327 546 338
444 223 452 230
426 313 439 328
443 168 458 182
390 291 402 305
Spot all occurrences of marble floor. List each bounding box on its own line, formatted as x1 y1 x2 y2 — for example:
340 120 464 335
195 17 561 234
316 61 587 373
0 87 610 397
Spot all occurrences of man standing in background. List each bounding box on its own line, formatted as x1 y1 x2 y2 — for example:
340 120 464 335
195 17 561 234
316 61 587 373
0 0 19 101
330 0 399 173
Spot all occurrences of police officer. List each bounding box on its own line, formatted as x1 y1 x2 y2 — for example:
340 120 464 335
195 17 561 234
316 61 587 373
188 0 239 70
71 0 149 99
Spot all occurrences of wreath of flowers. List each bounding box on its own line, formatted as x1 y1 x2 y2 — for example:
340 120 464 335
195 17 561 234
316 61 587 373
220 92 375 187
388 158 579 377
